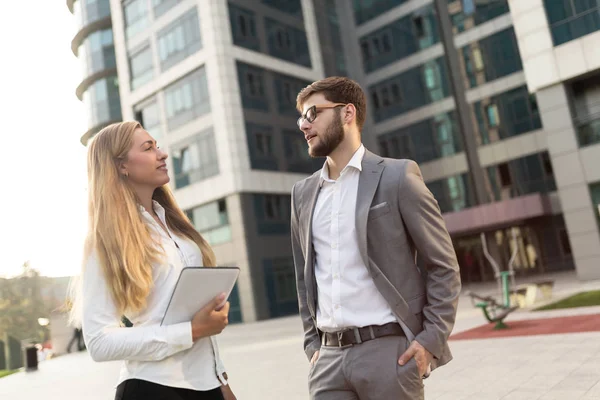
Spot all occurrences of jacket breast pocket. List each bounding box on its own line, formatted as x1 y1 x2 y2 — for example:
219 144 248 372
368 201 390 220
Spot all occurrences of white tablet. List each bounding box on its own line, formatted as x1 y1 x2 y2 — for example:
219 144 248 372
161 266 240 326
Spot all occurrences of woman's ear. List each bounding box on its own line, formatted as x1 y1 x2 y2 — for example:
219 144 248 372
118 161 129 178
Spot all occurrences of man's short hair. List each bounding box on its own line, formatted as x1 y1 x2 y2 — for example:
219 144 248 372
296 76 367 130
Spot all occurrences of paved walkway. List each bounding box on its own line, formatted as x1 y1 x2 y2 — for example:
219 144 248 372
2 272 600 399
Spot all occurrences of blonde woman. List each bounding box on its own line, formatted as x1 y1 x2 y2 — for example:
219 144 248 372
71 121 236 400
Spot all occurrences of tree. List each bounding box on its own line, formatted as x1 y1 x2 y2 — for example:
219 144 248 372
0 262 52 343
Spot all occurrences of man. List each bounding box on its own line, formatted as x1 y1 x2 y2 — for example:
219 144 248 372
290 76 461 399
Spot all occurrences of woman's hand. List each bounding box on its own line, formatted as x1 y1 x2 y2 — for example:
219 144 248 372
220 383 237 400
191 294 230 341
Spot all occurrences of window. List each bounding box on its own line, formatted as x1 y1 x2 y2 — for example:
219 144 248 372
544 0 600 45
129 45 153 90
486 104 500 127
283 130 319 173
187 199 232 245
590 182 600 231
378 112 461 163
451 0 509 33
498 163 511 186
353 0 407 25
152 0 181 18
558 229 572 256
237 62 269 111
157 8 201 71
134 100 162 139
542 152 553 176
79 29 115 77
229 3 259 50
359 5 439 73
265 19 311 67
369 57 451 123
164 67 210 130
123 0 149 39
412 16 425 39
246 123 278 170
172 129 219 188
265 195 284 221
261 0 303 18
83 76 122 128
426 173 472 213
462 28 522 88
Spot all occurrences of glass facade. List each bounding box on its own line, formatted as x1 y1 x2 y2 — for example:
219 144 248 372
590 181 600 232
186 199 232 246
378 111 463 164
237 62 269 111
134 100 162 140
83 76 122 129
273 73 311 116
261 0 303 18
360 5 440 73
369 57 452 123
129 44 153 90
157 8 202 72
283 130 322 174
78 29 115 78
544 0 600 46
172 129 219 188
123 0 150 39
572 75 600 148
152 0 181 18
353 0 407 26
473 86 542 145
265 18 311 67
164 67 210 131
461 28 522 88
450 0 510 34
426 173 474 214
485 152 556 202
73 0 111 29
253 194 292 235
246 123 279 171
229 3 260 51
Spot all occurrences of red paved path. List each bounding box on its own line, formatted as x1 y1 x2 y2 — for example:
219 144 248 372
450 313 600 340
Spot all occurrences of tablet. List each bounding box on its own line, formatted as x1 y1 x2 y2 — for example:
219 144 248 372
161 266 240 326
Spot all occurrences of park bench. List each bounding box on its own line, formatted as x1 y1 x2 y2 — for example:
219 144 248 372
467 291 518 330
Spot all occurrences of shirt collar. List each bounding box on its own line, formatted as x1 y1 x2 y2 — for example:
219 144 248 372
139 200 167 225
320 144 365 182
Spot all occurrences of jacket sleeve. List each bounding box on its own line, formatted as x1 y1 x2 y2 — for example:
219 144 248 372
397 160 462 359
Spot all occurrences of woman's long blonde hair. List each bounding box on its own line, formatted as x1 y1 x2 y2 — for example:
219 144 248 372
70 121 215 325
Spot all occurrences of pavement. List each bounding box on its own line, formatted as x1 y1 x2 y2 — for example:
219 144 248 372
2 271 600 399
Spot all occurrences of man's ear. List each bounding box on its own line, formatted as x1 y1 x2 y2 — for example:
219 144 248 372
343 103 357 126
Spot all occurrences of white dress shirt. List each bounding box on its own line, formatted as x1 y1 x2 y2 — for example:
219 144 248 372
312 145 397 332
81 200 227 390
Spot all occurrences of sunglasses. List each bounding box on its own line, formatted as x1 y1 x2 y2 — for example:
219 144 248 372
297 103 347 128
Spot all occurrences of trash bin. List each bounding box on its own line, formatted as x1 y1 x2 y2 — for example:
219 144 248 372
24 345 38 372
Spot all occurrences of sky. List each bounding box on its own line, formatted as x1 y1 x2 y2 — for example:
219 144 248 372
0 3 89 278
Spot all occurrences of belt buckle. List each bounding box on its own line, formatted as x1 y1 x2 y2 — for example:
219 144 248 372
336 330 354 348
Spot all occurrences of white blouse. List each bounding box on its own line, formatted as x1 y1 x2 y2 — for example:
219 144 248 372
81 200 227 390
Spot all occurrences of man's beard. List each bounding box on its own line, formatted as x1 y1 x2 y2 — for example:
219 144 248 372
308 117 344 158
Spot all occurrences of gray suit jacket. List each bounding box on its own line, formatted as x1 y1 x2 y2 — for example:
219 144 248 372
290 149 461 371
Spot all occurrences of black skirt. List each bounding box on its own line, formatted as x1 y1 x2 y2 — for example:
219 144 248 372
115 379 225 400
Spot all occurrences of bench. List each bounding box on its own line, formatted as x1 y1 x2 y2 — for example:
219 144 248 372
466 291 518 330
509 280 555 308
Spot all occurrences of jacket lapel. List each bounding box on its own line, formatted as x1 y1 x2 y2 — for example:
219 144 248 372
356 150 385 268
303 174 322 318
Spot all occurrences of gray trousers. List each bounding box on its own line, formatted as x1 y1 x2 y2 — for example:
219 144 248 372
308 335 424 400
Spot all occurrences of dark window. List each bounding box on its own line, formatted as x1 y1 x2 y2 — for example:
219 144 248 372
265 19 311 67
359 5 439 73
172 129 219 188
542 152 553 175
451 0 509 33
246 123 278 170
229 3 259 51
353 0 408 25
237 62 269 111
498 163 512 186
559 229 572 256
543 0 600 46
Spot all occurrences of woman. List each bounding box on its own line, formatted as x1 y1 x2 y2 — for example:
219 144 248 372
70 121 236 400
